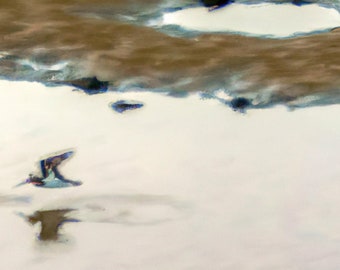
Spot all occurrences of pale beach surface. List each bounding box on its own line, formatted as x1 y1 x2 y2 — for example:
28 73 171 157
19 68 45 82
1 80 340 269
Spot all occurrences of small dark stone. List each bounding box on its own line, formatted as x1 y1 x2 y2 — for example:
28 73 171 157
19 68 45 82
230 97 251 111
110 100 144 113
66 77 109 95
292 0 312 6
201 0 232 8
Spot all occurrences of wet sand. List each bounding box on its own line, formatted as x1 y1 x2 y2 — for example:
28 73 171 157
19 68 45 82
0 0 339 106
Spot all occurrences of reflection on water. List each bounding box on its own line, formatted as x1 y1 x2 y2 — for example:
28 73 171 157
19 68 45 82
25 209 79 241
18 195 191 241
39 194 192 226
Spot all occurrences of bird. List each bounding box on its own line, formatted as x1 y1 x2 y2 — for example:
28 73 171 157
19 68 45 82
14 151 82 188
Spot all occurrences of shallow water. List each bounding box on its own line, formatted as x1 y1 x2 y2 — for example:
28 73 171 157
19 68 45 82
0 0 339 106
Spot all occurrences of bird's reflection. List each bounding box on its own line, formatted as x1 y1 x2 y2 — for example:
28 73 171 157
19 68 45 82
26 209 79 241
18 194 191 241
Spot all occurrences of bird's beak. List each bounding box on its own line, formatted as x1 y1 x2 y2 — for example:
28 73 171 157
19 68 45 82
13 179 29 188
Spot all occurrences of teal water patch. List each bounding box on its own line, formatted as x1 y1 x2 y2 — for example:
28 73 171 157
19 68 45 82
0 54 80 82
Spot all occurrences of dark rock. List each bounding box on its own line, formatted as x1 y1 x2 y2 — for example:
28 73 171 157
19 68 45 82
292 0 312 6
110 100 144 113
65 76 109 95
201 0 232 8
230 97 251 112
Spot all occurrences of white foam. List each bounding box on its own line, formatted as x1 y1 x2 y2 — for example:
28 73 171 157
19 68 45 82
17 59 69 71
0 51 9 59
163 3 340 38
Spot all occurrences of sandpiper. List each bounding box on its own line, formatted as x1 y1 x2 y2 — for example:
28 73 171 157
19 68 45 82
15 151 82 188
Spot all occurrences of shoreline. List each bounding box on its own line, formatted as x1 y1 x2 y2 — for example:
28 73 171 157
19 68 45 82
0 2 339 107
0 77 339 109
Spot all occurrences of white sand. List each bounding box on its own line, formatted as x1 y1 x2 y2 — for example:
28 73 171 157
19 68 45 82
162 3 340 38
1 80 340 269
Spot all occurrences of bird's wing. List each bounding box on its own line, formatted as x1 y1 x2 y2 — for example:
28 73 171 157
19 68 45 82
46 151 74 167
39 151 74 177
52 166 65 180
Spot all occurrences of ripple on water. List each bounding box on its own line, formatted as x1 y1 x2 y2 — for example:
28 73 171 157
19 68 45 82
33 194 193 227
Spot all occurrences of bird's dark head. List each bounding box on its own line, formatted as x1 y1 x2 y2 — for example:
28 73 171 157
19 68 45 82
27 174 44 186
14 174 44 188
